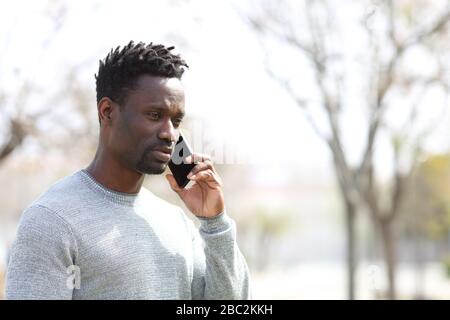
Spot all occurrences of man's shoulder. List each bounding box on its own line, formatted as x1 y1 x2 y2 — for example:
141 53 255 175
16 173 81 240
28 170 88 215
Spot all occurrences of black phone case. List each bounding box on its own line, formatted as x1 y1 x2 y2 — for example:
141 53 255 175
168 134 196 188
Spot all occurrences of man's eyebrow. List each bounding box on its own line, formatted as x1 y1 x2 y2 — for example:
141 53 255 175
144 104 185 117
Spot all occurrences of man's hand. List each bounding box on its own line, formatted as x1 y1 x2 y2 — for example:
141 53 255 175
165 153 225 218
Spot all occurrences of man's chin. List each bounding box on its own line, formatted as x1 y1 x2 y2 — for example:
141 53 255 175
136 161 168 175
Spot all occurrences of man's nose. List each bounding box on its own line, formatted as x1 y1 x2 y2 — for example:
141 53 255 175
158 117 178 143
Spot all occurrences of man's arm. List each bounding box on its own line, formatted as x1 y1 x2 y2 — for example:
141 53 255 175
6 205 77 300
166 152 251 299
188 210 252 300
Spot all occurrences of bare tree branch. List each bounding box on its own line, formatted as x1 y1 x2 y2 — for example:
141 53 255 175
239 0 450 299
403 8 450 49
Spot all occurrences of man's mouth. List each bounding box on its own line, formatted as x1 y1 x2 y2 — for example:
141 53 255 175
151 146 173 162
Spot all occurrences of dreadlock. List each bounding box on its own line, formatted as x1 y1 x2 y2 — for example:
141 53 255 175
95 41 189 106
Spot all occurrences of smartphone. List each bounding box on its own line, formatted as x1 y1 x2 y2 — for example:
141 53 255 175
168 132 196 188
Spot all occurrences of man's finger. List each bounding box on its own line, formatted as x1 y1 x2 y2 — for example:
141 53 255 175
189 170 212 180
189 170 222 187
184 154 216 174
184 153 212 164
187 162 214 178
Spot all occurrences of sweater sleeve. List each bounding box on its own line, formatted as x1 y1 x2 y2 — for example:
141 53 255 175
6 205 78 300
188 210 252 300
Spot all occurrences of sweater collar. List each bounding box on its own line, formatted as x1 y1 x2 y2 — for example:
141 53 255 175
77 169 143 207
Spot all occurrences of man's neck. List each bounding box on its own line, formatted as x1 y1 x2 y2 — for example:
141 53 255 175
85 149 145 194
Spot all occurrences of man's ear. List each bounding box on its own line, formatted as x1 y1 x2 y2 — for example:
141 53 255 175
98 97 116 126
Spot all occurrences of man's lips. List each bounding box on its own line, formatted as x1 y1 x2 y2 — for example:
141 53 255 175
151 146 173 162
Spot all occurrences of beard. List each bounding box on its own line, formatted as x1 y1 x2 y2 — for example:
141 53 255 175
135 147 168 175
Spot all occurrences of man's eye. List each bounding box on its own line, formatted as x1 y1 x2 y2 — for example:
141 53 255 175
173 118 183 127
147 112 160 120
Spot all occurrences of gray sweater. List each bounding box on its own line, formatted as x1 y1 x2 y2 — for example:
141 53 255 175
5 169 251 300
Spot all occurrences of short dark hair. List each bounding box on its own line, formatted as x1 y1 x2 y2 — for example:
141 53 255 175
95 41 189 106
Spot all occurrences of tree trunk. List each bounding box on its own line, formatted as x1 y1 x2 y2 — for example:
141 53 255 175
413 233 426 300
379 219 396 299
344 198 357 300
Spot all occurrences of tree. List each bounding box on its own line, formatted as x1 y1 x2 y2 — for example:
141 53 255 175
238 0 450 299
400 153 450 298
0 1 98 166
237 206 294 271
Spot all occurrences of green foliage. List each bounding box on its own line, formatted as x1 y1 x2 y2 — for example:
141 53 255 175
238 205 296 271
443 256 450 278
251 206 294 237
403 153 450 240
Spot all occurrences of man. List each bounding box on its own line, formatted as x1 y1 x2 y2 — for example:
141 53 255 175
6 41 251 299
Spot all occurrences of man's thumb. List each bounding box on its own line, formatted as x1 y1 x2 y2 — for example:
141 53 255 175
165 174 182 192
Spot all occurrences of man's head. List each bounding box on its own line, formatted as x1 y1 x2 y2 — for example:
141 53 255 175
95 41 188 175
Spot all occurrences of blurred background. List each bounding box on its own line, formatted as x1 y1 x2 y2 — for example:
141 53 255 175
1 0 450 300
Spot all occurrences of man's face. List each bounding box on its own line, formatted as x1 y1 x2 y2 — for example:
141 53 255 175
107 75 185 175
